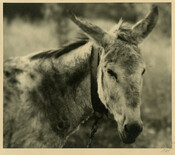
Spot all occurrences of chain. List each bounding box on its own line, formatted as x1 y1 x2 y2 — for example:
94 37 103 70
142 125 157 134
87 113 103 148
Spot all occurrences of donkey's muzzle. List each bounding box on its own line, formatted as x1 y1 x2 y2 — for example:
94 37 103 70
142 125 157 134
124 122 143 137
120 122 143 144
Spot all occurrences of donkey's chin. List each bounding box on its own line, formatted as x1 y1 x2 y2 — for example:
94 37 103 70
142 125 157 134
119 132 137 144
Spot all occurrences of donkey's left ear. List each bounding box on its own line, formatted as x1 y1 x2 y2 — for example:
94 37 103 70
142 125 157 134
132 5 159 44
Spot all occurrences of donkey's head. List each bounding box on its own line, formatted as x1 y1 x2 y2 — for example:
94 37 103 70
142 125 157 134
70 5 158 144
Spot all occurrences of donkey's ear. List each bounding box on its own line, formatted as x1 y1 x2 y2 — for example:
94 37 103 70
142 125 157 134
132 5 158 44
69 12 115 48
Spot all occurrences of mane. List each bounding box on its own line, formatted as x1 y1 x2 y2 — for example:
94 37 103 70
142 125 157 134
30 33 89 60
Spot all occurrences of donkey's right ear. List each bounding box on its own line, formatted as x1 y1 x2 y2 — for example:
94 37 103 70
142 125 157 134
68 10 116 49
131 5 159 44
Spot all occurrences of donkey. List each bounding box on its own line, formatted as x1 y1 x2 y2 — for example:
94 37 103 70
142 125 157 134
3 5 158 148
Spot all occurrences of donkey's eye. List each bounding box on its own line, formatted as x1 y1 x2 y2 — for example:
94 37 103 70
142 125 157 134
107 69 118 79
142 68 146 75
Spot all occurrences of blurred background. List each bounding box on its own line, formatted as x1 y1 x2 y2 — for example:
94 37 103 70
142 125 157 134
3 3 171 148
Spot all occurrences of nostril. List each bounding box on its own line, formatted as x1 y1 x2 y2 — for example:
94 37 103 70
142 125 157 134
124 123 143 135
124 124 130 133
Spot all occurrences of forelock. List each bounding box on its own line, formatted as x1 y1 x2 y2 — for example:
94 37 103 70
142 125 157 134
119 21 133 30
111 20 138 45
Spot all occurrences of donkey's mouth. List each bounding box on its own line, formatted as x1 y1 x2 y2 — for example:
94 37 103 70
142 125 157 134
122 135 136 144
119 132 138 144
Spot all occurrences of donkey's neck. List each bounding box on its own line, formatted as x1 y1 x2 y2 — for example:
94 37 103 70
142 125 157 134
31 42 94 139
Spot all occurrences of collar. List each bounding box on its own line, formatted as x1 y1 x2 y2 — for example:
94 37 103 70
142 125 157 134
90 45 108 118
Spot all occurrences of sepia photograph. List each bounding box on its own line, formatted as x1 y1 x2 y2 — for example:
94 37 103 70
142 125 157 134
3 2 172 149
